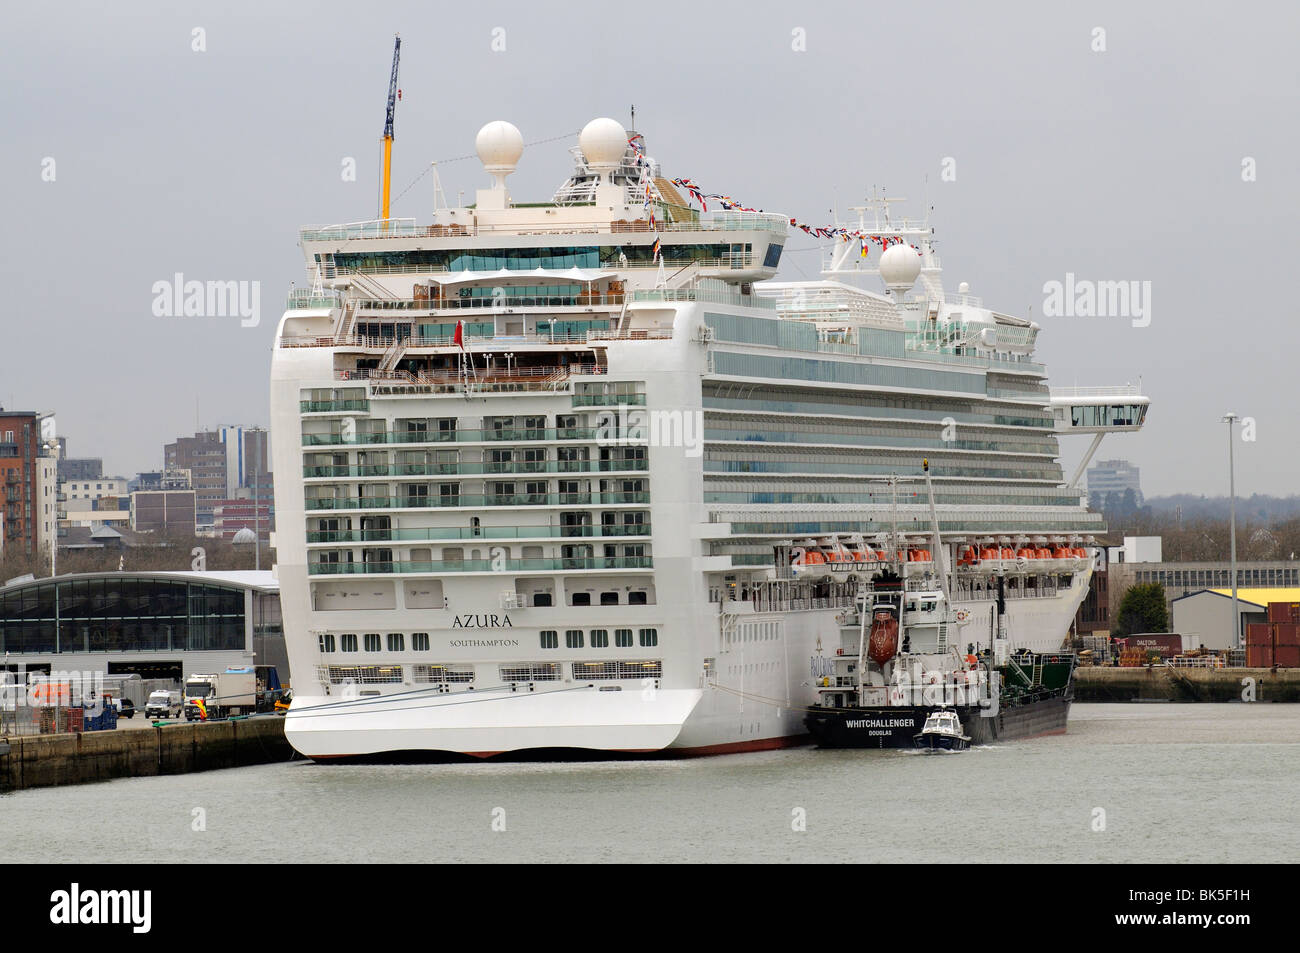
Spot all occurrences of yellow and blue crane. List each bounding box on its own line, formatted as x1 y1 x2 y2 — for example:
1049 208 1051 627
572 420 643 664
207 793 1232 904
379 34 401 222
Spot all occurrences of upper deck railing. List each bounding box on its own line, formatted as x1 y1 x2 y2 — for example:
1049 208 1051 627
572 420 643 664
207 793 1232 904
299 211 789 243
1049 384 1145 401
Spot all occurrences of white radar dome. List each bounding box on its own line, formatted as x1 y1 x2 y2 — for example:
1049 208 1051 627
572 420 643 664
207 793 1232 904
580 117 629 171
475 120 524 173
879 242 922 291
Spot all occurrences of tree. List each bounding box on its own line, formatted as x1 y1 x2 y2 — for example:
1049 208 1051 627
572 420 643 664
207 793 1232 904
1114 582 1170 636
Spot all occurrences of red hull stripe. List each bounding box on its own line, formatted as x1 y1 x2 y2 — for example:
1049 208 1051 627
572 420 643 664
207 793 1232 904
306 734 813 761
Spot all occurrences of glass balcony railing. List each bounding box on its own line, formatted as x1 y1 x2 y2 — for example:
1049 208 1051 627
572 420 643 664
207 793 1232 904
300 427 648 446
305 523 651 543
300 400 371 413
302 460 647 478
308 556 654 575
304 491 650 511
571 393 647 407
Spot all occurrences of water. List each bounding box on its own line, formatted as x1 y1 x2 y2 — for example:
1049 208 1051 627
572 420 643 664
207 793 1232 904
2 704 1296 863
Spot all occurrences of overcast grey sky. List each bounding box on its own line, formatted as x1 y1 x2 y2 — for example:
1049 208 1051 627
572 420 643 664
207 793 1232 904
2 1 1297 495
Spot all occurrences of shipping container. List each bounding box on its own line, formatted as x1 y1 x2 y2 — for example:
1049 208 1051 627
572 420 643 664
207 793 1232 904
1267 602 1300 624
1273 644 1300 668
1273 623 1299 647
1246 645 1273 668
1246 623 1273 646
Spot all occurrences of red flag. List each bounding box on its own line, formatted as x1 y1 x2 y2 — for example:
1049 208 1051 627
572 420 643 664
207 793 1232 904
453 320 464 349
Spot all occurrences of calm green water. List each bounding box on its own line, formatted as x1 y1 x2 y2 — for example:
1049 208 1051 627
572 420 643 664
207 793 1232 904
1 704 1296 863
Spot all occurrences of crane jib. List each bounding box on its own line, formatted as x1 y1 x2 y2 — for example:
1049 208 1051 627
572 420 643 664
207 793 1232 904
384 35 401 139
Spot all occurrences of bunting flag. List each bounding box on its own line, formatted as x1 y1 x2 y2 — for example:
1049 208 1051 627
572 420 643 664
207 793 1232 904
652 235 662 260
670 176 925 260
191 698 208 721
453 320 465 350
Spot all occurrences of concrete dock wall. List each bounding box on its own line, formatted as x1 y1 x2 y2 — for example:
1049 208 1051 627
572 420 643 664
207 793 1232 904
0 717 292 792
1075 666 1300 702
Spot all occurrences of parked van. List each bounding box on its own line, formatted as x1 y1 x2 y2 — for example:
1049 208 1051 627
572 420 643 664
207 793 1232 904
145 690 182 719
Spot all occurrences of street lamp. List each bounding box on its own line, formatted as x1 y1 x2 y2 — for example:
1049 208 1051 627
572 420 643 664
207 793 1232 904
1223 413 1240 648
503 352 514 376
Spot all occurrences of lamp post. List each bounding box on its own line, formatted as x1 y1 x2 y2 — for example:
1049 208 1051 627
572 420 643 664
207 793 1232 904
1223 413 1240 648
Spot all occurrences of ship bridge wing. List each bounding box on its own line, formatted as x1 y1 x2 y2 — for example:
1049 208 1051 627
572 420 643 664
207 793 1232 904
1049 383 1151 489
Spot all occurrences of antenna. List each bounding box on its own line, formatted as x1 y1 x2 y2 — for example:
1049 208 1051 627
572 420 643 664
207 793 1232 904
430 161 448 211
630 104 636 129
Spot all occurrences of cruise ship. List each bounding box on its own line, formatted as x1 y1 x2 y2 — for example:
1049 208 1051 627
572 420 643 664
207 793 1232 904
269 117 1149 759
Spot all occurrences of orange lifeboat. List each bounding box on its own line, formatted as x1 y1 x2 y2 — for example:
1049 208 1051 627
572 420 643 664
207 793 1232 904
980 547 999 561
867 606 900 666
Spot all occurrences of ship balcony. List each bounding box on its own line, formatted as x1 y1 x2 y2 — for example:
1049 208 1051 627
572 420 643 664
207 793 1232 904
306 555 653 575
302 491 650 511
305 523 651 544
301 399 371 414
302 460 647 479
300 426 649 447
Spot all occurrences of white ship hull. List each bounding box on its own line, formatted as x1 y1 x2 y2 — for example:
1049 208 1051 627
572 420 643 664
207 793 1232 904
284 577 1088 758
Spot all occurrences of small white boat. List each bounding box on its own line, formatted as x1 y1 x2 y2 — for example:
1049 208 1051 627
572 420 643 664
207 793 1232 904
913 708 970 751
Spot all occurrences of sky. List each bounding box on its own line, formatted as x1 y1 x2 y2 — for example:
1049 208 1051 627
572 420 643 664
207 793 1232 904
1 0 1297 495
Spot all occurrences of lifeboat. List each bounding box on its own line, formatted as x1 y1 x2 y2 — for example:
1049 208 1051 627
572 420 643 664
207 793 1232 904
867 605 900 666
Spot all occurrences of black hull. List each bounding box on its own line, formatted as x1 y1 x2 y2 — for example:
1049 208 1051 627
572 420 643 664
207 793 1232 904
913 733 969 751
805 694 1071 749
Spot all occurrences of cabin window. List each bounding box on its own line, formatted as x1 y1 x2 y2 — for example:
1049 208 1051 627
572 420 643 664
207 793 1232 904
572 592 591 606
318 633 336 653
565 630 584 649
340 633 358 653
412 632 430 651
638 628 658 647
363 633 382 652
387 633 405 652
590 629 609 648
540 630 559 649
628 591 648 605
615 629 633 648
600 591 619 606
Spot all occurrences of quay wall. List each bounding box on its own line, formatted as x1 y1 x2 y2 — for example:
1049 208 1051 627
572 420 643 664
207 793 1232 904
1075 666 1300 702
0 717 292 792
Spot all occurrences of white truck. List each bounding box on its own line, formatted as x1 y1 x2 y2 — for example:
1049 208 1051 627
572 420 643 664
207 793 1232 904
145 690 183 719
183 667 257 721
